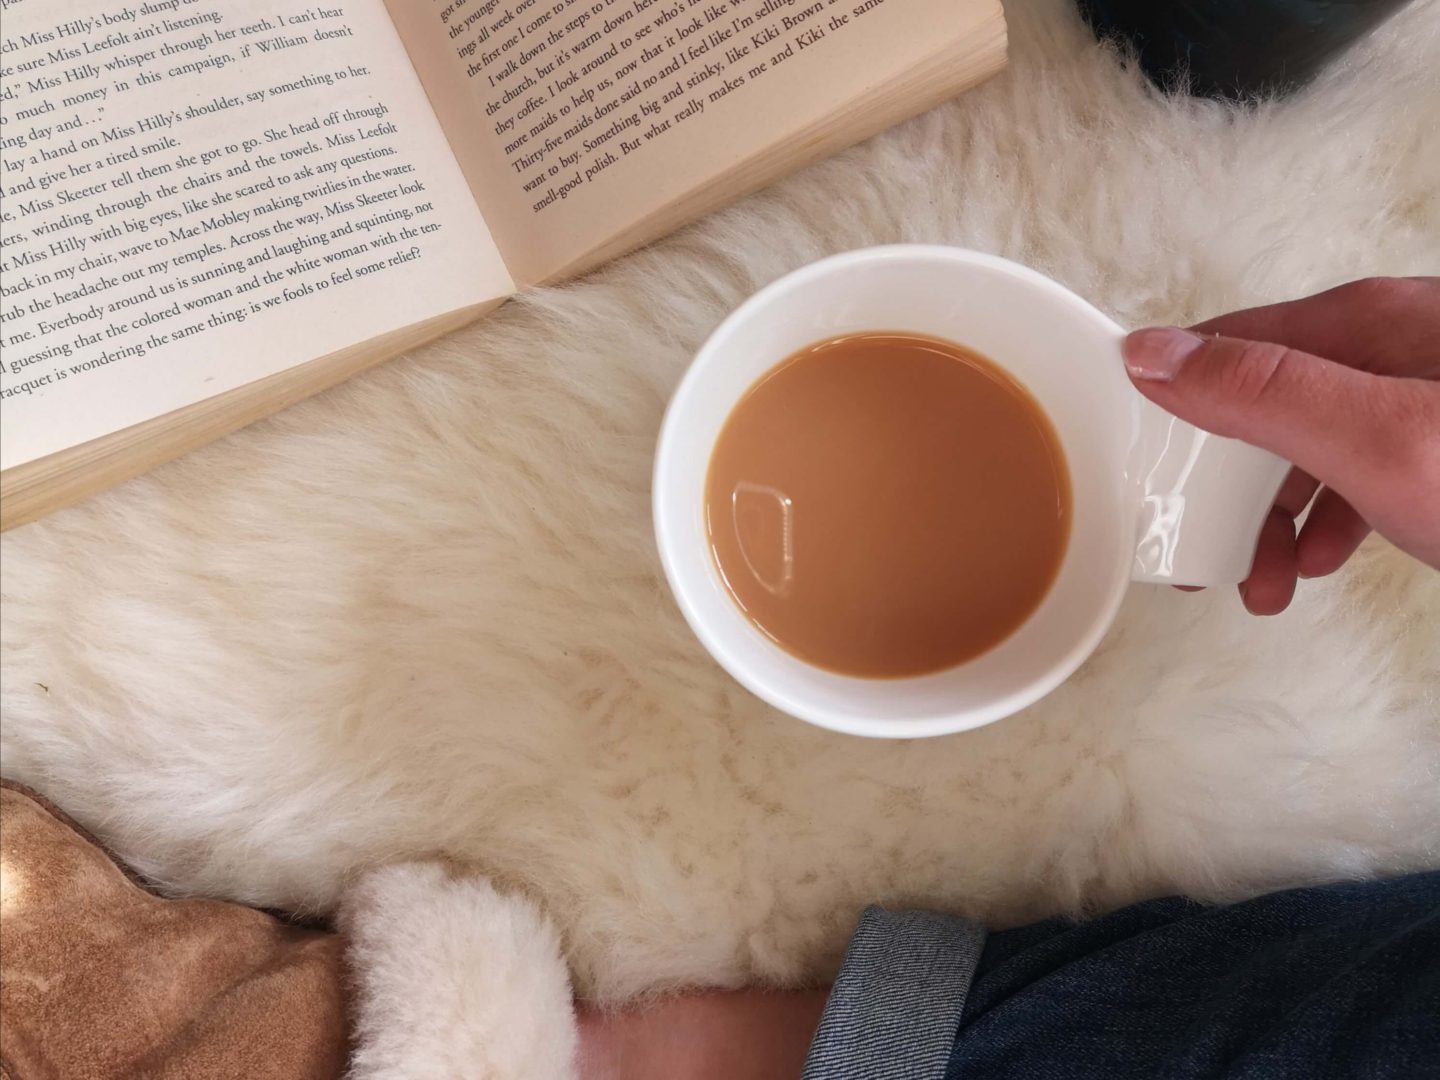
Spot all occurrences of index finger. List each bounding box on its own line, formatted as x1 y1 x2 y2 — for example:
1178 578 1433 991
1192 277 1440 380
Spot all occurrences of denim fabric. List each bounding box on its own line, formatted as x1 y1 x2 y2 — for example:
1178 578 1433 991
802 907 987 1080
805 873 1440 1079
946 871 1440 1080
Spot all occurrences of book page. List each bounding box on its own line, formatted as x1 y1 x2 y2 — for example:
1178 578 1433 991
0 0 512 472
385 0 1002 283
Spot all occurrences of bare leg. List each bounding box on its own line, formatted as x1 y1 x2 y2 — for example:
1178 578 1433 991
577 989 829 1080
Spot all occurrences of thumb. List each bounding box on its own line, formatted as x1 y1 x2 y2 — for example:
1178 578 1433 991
1122 327 1421 496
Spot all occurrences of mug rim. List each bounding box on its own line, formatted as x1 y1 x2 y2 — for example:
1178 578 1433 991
653 244 1131 738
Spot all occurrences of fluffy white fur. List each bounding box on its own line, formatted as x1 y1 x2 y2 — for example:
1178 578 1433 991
2 0 1438 1015
339 863 577 1080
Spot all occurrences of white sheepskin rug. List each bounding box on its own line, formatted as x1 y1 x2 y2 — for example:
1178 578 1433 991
341 862 578 1080
3 0 1438 1023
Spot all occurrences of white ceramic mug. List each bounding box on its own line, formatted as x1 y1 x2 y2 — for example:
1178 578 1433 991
653 246 1289 738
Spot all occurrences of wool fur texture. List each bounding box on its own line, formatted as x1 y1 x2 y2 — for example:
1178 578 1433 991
2 0 1438 1007
340 862 579 1079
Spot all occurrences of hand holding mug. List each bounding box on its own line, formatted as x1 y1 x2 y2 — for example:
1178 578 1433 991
655 247 1295 737
655 252 1436 737
1125 277 1440 614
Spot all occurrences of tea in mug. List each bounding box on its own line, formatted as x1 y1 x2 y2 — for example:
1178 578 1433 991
705 332 1071 678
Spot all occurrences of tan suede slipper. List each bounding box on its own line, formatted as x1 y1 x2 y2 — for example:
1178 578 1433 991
0 779 348 1080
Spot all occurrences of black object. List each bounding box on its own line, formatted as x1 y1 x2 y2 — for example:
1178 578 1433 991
1076 0 1414 99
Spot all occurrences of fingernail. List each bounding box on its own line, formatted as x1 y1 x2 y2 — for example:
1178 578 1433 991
1124 328 1206 381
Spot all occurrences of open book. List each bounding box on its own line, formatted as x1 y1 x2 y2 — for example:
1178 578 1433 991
0 0 1005 529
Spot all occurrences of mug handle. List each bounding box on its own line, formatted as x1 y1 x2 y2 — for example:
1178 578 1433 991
1129 395 1292 586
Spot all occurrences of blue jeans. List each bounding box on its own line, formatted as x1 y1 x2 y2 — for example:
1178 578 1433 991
803 871 1440 1079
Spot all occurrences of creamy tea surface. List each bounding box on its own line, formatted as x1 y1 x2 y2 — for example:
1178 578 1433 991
705 332 1072 678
